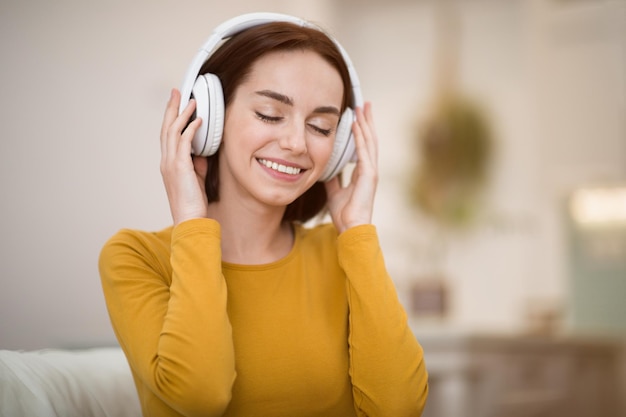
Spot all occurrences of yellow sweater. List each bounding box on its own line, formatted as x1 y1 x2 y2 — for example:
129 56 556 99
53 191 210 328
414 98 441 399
99 218 428 417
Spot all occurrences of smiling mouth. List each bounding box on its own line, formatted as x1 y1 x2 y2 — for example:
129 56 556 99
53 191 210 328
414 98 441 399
257 158 303 175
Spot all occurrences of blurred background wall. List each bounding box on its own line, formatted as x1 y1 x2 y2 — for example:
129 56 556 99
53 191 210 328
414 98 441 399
0 0 624 352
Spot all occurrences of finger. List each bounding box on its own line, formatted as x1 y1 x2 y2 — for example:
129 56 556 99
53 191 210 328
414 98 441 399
178 116 202 156
192 155 209 181
160 89 180 157
171 96 197 135
352 110 373 171
324 175 341 196
363 102 378 159
165 98 197 160
356 103 378 169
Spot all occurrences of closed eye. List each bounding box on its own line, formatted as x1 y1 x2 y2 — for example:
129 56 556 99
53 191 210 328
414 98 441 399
309 124 333 137
256 110 333 136
255 111 282 123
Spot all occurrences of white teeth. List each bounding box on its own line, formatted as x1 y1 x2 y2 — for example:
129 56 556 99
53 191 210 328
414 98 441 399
258 159 302 175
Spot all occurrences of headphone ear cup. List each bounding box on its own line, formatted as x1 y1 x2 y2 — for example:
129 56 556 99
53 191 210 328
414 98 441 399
190 73 225 156
319 107 356 182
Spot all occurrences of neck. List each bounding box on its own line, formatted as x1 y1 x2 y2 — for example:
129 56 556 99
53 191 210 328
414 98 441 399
207 200 293 265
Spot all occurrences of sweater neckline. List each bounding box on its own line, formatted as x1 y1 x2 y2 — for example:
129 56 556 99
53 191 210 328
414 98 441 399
221 223 303 272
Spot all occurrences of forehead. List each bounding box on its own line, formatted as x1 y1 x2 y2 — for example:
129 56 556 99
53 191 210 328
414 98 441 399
242 50 344 104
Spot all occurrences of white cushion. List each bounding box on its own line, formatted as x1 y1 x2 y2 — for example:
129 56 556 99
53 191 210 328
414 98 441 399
0 347 141 417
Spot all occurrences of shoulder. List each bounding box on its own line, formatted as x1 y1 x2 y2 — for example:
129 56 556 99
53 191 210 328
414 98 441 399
98 225 173 274
101 226 172 255
99 219 221 270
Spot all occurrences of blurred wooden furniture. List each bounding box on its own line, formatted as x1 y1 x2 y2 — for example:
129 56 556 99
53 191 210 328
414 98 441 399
417 330 625 417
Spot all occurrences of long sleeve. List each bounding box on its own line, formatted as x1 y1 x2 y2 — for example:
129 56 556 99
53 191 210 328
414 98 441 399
338 225 429 417
98 218 236 417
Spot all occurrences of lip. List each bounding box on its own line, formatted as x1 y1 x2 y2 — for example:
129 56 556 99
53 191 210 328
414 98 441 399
256 157 307 181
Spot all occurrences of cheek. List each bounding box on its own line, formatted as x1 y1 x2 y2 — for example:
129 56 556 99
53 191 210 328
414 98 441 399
308 137 336 166
222 113 258 151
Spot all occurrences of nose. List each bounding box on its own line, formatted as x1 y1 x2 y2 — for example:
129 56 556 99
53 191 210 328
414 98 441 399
278 120 307 155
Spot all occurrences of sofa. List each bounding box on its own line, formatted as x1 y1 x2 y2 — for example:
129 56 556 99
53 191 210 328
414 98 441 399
0 347 141 417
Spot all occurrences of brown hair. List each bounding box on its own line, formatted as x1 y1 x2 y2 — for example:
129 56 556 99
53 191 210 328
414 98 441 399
197 21 354 223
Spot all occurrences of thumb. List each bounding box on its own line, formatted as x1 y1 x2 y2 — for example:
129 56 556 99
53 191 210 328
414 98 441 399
192 156 209 185
324 176 341 197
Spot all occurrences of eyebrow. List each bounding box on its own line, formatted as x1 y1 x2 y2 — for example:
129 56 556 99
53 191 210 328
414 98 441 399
255 89 341 116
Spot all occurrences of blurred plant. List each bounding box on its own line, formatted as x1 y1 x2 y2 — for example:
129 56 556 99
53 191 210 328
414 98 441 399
409 94 493 228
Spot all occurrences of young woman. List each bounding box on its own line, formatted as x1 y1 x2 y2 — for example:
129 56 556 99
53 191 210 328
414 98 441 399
99 13 428 417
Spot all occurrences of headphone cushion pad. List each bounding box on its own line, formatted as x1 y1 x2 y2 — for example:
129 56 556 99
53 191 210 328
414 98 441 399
319 107 355 182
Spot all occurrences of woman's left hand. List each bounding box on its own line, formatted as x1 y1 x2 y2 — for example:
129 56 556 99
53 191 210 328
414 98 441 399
325 102 378 234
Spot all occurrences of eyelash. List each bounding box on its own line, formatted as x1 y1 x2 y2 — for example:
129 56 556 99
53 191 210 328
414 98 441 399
255 111 281 123
312 126 333 137
255 112 333 137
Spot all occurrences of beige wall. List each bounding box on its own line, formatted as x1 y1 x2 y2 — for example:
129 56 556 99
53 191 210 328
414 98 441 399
1 0 624 349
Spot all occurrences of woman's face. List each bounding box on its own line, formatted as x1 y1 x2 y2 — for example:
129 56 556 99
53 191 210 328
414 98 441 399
219 49 344 210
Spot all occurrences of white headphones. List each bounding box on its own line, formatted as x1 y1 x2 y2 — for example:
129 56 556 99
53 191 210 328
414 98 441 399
178 12 363 182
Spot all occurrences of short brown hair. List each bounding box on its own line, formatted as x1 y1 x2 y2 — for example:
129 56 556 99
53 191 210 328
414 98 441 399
198 21 354 223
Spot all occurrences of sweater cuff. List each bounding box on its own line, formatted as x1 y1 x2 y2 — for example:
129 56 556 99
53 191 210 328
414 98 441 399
172 218 221 241
337 224 378 246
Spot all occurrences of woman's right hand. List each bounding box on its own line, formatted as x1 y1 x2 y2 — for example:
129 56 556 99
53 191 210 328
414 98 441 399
160 88 209 226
